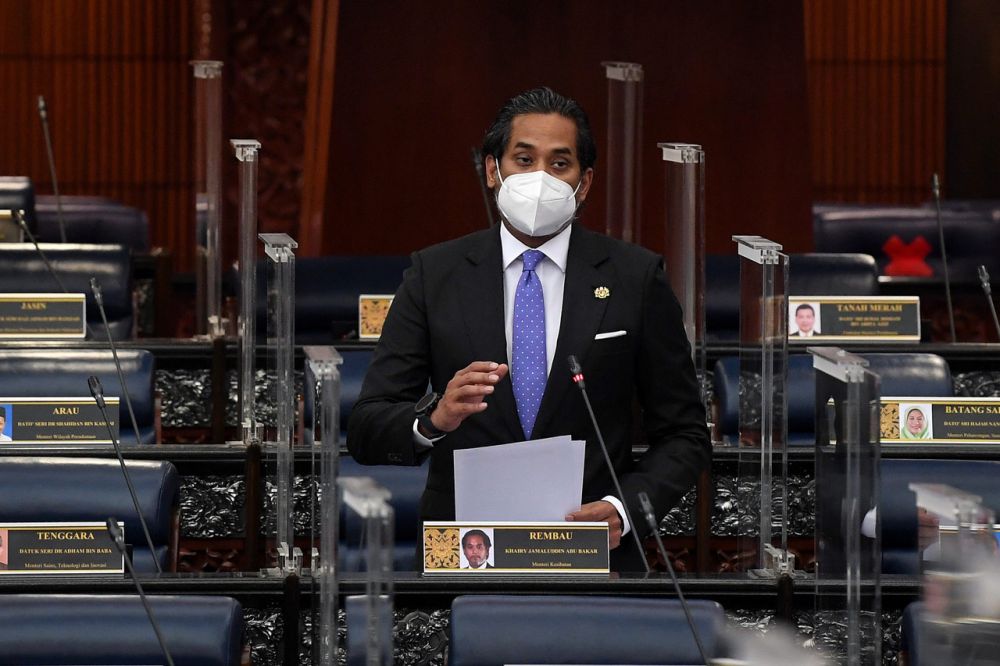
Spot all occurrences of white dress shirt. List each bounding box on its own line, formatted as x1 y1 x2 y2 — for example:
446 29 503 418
413 223 631 535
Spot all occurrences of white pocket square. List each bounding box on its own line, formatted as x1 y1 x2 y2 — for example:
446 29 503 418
594 330 627 340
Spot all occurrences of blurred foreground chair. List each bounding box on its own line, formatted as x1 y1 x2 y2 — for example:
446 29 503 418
0 594 244 665
0 349 158 444
448 595 728 665
0 457 180 572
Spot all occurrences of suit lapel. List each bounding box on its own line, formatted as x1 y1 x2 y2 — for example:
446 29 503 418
533 227 614 437
457 226 522 440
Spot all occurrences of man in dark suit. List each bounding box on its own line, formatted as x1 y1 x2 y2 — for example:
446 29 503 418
461 529 493 569
347 87 709 571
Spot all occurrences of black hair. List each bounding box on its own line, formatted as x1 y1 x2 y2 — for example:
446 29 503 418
795 303 815 315
0 405 5 418
461 529 492 549
482 87 597 171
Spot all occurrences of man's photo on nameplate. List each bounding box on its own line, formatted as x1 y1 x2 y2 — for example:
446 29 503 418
882 397 1000 444
787 296 920 342
0 293 86 339
423 522 609 574
0 522 123 575
0 397 119 445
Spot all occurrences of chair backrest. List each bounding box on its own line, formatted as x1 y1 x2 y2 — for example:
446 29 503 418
448 595 727 665
0 175 37 231
35 194 150 251
0 594 242 665
713 353 952 444
881 459 1000 574
705 253 878 342
0 242 133 339
0 349 157 444
0 457 179 572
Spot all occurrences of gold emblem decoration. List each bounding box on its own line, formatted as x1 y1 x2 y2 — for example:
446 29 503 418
359 296 394 339
593 286 610 299
880 403 900 440
423 527 461 570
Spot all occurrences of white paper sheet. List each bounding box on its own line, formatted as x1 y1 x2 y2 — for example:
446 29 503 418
454 435 585 521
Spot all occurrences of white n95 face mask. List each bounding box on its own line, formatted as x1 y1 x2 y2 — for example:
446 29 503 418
495 167 582 237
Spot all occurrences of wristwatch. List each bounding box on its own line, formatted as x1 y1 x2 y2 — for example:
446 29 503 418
415 392 446 439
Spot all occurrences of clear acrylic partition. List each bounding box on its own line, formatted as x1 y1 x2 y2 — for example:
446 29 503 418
909 483 1000 664
304 346 344 665
260 232 298 573
340 476 394 666
811 347 881 666
231 139 262 446
732 236 790 575
602 61 643 244
661 143 706 413
190 60 224 337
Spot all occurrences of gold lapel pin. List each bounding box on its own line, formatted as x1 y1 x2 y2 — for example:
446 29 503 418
594 286 610 299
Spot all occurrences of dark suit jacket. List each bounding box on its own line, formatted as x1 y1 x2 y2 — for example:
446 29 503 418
347 224 710 570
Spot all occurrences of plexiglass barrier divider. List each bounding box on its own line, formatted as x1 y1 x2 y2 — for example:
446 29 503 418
260 232 299 575
602 61 643 244
304 346 344 665
231 139 261 447
909 483 1000 664
810 346 881 666
732 236 791 576
662 143 706 414
190 60 224 337
341 477 394 666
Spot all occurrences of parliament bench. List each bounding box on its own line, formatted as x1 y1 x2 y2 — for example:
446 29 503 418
35 194 150 251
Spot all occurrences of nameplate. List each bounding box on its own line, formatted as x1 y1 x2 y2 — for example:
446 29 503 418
788 296 920 342
882 397 1000 444
0 293 86 339
359 294 394 340
0 397 119 445
422 521 609 574
0 522 123 575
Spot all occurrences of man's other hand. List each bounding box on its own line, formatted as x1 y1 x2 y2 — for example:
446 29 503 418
430 361 509 433
566 500 623 549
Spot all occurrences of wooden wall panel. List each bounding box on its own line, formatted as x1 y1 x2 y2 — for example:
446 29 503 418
804 0 947 203
0 0 197 269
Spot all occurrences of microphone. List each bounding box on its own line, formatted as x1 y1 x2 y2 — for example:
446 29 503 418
567 354 650 574
37 95 67 243
89 375 162 574
106 517 176 666
639 492 710 666
932 173 956 342
979 265 1000 341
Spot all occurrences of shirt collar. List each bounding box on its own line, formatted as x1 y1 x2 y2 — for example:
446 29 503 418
500 222 572 273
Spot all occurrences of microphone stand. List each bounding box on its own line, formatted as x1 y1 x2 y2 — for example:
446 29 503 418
568 355 650 574
90 375 162 574
106 518 175 666
932 173 956 342
37 95 67 243
979 265 1000 341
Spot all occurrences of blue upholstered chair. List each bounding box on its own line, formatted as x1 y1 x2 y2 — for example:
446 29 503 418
706 252 879 342
713 353 952 446
35 194 150 251
0 457 180 572
0 242 134 339
448 595 728 665
0 594 243 665
881 459 1000 574
0 349 158 445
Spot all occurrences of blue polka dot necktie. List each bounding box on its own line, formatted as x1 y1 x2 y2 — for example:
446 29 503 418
512 249 546 439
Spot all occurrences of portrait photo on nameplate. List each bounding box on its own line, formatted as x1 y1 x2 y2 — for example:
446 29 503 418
422 521 609 574
882 397 1000 444
0 397 119 445
788 296 920 342
0 522 123 575
0 293 86 339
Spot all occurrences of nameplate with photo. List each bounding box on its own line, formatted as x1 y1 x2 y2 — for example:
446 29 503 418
788 296 920 342
422 521 609 574
0 397 119 445
0 522 123 575
881 397 1000 444
0 293 86 339
359 294 394 340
